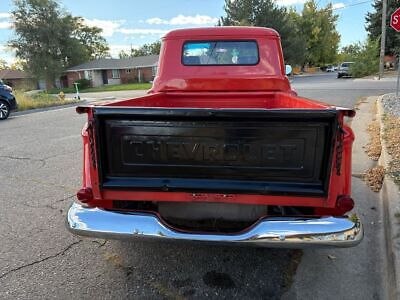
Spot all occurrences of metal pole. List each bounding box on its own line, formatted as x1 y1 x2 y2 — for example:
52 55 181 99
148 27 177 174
379 0 387 79
397 56 400 97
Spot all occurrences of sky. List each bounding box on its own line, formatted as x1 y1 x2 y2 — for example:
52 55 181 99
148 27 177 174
0 0 376 65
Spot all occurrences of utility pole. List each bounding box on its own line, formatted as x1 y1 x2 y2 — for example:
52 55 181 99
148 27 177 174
379 0 387 79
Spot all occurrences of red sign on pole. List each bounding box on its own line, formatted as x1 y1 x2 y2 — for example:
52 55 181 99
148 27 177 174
391 7 400 32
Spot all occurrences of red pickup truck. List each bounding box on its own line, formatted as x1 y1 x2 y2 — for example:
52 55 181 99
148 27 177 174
67 27 363 247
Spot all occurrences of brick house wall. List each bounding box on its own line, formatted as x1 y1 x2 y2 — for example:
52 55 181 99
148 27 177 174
140 67 155 82
65 65 156 88
113 67 155 84
66 71 84 88
2 78 37 90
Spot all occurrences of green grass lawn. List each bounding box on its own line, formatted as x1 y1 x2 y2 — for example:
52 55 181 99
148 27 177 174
47 83 152 94
14 90 80 111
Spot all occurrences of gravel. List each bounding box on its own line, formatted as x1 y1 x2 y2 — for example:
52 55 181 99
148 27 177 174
382 93 400 117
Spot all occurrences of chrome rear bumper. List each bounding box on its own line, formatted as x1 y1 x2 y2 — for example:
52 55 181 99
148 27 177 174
67 202 363 248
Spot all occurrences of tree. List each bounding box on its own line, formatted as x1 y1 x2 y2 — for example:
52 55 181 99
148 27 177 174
9 0 109 86
118 41 161 58
119 50 130 59
286 8 308 66
10 60 26 70
219 0 306 65
0 59 8 70
366 0 400 55
72 17 110 59
349 39 380 77
338 43 362 62
297 0 340 66
137 41 161 56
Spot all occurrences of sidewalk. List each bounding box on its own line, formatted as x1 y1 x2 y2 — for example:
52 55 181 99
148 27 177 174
377 94 400 299
354 71 399 82
292 71 327 77
353 76 397 82
64 89 148 102
283 95 395 299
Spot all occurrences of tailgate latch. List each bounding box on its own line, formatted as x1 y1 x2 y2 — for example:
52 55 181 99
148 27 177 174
335 123 345 176
87 120 97 169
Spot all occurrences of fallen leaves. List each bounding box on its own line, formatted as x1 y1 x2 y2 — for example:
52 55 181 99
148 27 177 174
103 252 124 269
365 120 382 161
363 166 385 192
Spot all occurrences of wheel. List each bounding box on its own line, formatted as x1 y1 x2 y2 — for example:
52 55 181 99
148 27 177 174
337 73 342 78
0 101 10 120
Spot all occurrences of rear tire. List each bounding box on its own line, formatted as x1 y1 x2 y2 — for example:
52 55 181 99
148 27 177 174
337 74 342 78
0 101 10 120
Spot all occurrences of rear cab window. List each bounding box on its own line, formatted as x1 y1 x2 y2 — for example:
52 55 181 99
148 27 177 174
182 41 259 66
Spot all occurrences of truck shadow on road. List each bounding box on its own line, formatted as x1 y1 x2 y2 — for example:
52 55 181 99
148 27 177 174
106 240 301 299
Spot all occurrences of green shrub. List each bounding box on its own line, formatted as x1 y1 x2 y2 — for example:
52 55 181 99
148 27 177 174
74 78 91 90
349 39 379 78
126 77 138 84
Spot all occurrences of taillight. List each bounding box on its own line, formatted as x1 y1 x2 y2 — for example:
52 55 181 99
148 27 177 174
77 188 93 203
336 195 354 213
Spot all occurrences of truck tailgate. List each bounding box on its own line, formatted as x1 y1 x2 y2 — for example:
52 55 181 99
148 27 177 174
94 107 338 197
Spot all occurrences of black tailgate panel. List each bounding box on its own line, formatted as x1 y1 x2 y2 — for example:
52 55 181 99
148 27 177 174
95 108 338 196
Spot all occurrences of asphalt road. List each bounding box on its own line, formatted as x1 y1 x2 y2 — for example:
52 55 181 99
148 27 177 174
0 73 393 299
292 72 396 107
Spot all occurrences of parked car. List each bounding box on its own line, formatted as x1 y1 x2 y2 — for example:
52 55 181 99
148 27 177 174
0 79 17 120
67 27 363 248
326 65 335 72
338 62 354 78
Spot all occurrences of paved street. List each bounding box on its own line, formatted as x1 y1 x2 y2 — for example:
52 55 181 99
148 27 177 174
0 74 396 299
292 72 396 107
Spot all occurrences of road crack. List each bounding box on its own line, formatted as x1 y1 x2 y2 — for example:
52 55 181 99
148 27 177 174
42 148 81 161
92 240 108 248
0 174 76 192
0 240 82 280
23 195 75 211
0 155 46 168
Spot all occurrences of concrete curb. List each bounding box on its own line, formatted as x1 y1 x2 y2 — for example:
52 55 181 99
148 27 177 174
353 77 397 82
377 95 400 299
11 96 122 118
292 72 327 78
12 100 86 117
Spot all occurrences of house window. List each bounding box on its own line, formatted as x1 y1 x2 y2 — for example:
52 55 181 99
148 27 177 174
84 70 92 80
112 69 120 79
152 66 158 77
126 69 132 73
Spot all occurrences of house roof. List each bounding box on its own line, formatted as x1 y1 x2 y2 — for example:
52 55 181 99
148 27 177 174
66 55 159 72
0 69 32 79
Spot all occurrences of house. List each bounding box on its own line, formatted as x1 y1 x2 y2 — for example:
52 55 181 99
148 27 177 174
64 55 159 88
0 69 37 90
384 55 396 69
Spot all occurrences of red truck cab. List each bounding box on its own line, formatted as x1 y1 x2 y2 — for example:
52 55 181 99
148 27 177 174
67 27 363 247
